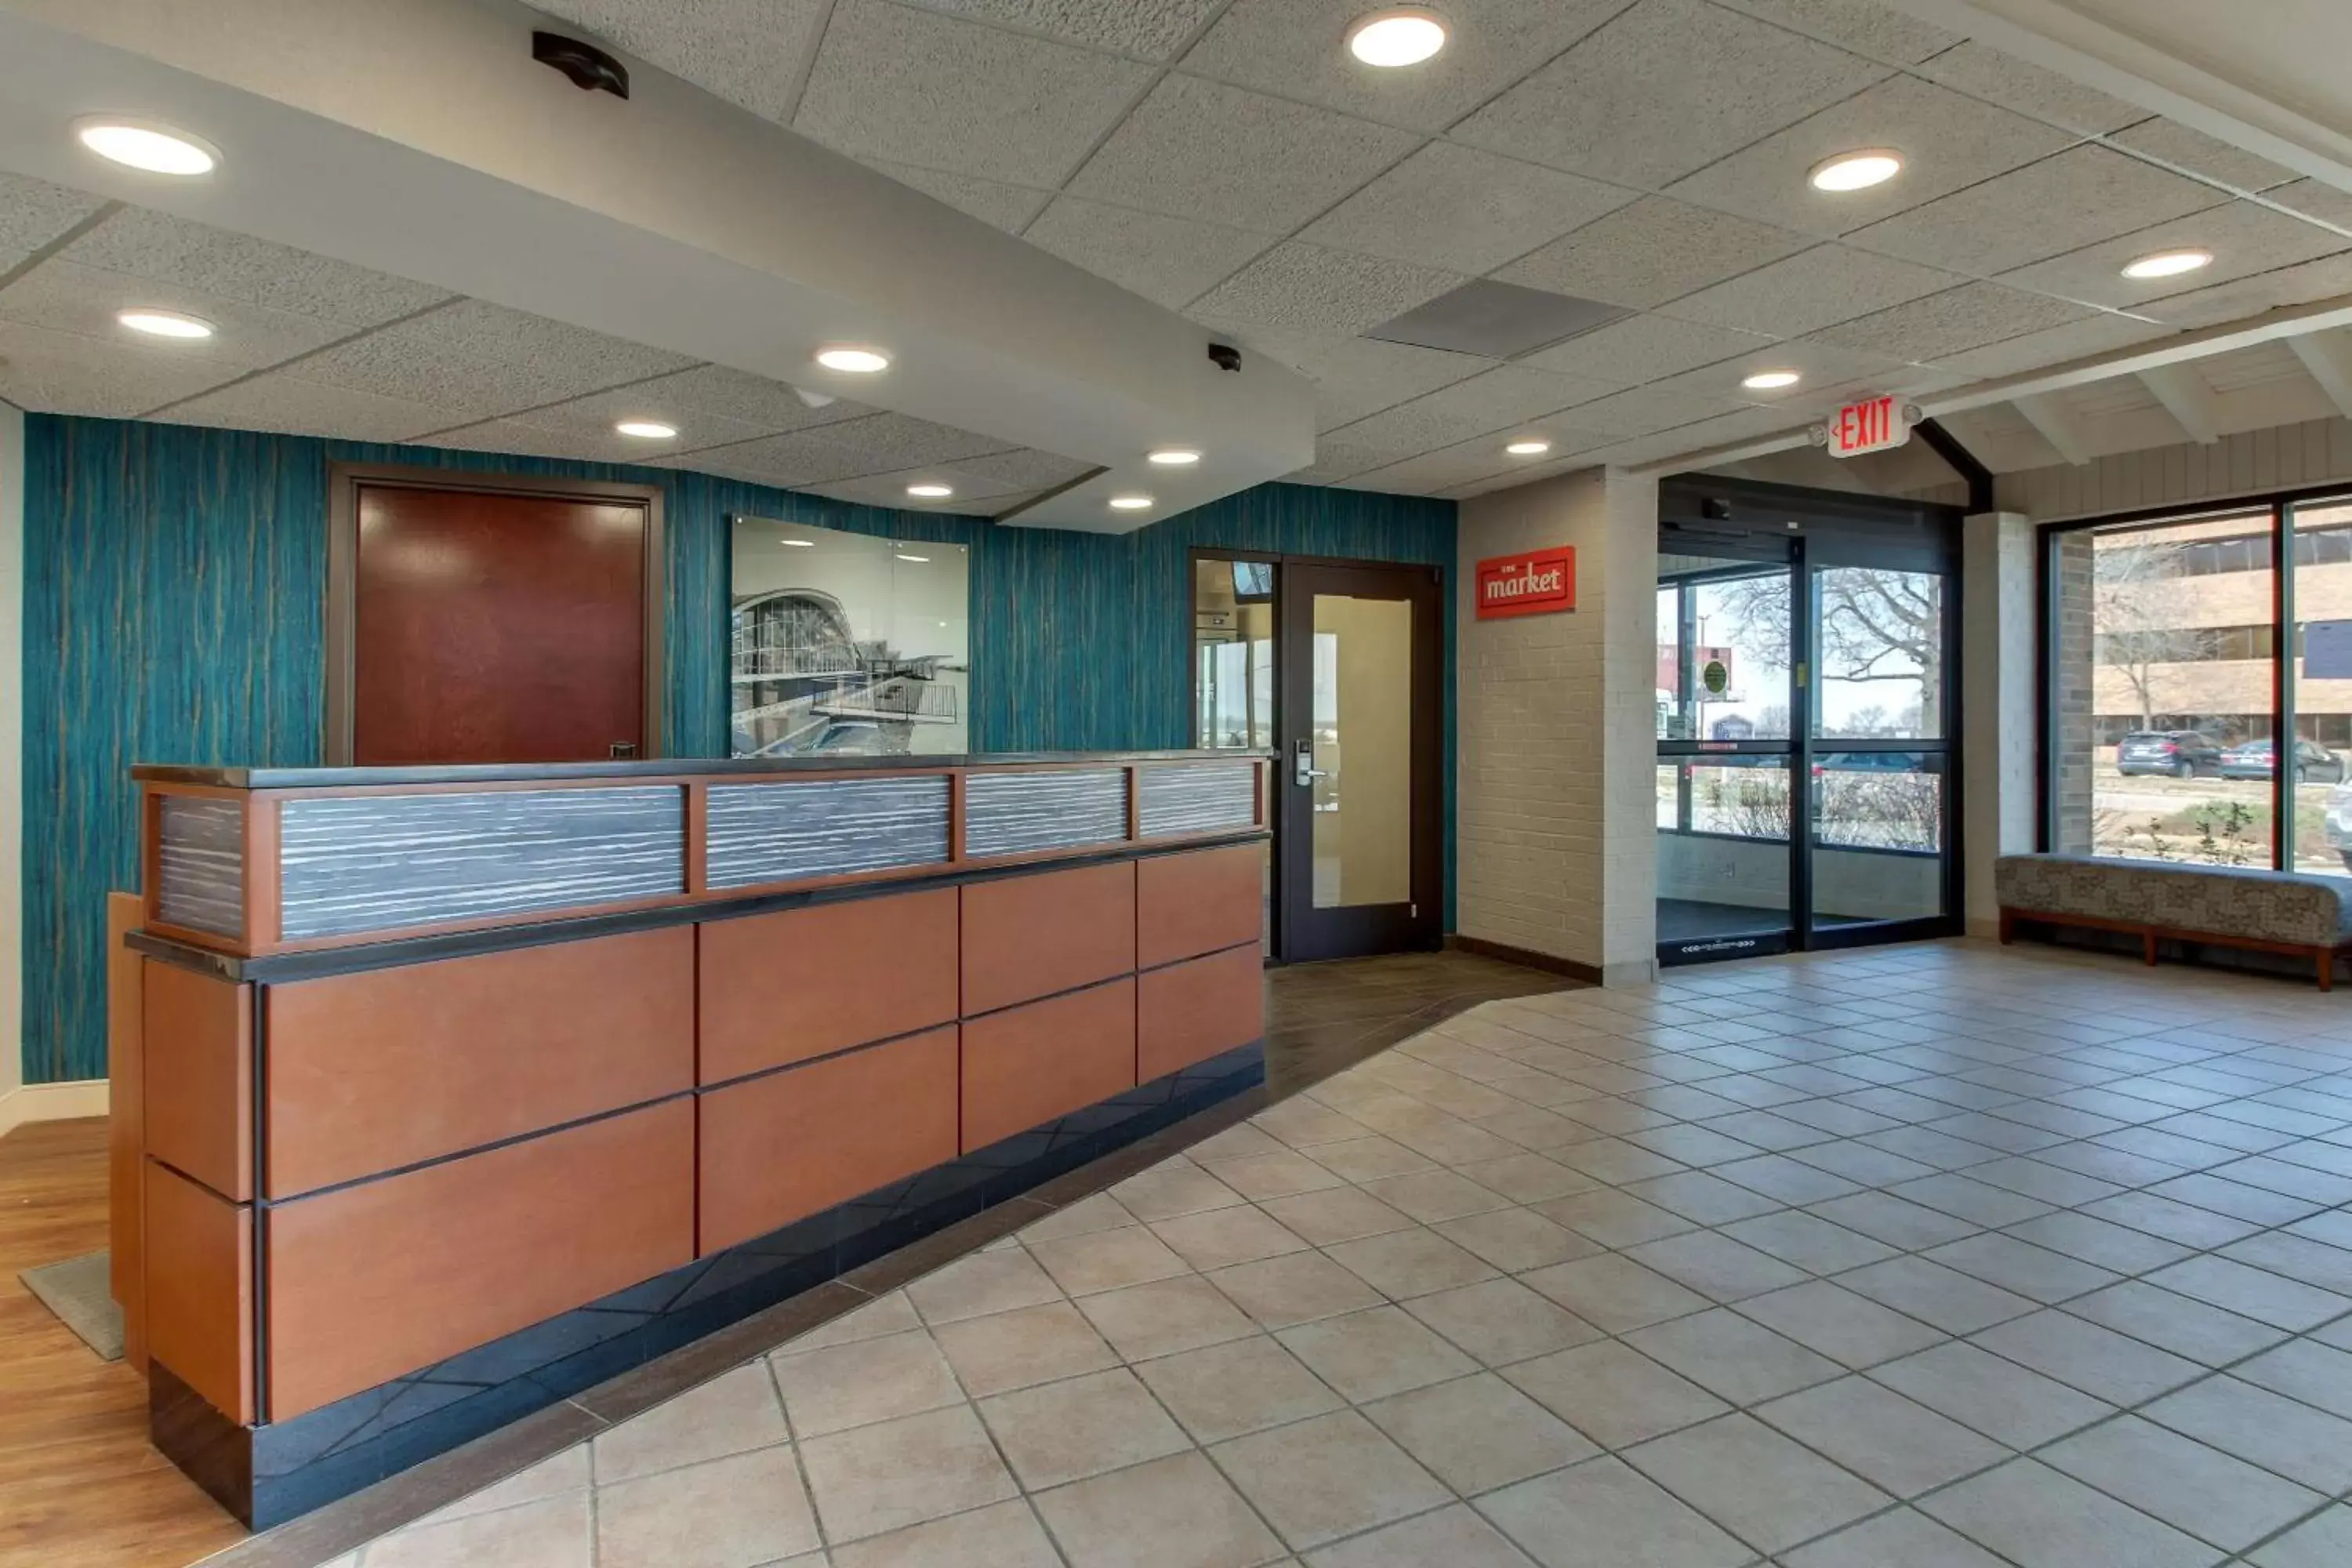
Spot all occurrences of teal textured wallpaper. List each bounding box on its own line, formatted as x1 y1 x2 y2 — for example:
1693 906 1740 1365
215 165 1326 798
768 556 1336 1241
21 413 1454 1082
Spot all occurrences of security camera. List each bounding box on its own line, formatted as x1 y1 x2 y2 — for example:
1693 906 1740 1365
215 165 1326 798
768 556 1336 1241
534 31 630 98
1207 343 1243 372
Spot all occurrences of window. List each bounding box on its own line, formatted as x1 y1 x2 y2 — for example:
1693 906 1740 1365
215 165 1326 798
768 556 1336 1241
1193 557 1275 750
2046 498 2352 873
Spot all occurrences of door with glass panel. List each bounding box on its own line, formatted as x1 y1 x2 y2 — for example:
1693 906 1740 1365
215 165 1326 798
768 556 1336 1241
1656 487 1961 965
1277 561 1443 961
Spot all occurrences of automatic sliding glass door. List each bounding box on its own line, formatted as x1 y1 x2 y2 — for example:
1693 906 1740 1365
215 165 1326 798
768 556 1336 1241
1656 492 1962 966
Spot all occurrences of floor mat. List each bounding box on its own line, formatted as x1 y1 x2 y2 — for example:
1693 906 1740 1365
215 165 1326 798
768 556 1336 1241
19 1249 123 1361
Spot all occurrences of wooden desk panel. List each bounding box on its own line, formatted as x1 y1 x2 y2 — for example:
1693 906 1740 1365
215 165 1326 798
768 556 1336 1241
263 1100 695 1421
960 980 1136 1152
698 1027 960 1254
1137 844 1264 969
699 889 959 1083
264 927 695 1196
140 962 252 1203
960 862 1135 1016
143 1162 252 1425
1138 945 1264 1082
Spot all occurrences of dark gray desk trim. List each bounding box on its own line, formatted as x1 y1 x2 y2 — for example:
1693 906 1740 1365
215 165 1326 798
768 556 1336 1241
134 750 1274 790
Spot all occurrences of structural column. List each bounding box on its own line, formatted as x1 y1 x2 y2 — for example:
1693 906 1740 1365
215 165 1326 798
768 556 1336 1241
1961 510 2038 936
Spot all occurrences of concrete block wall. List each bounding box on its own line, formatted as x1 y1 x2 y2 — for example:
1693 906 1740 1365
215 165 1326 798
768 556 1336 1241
1457 467 1658 985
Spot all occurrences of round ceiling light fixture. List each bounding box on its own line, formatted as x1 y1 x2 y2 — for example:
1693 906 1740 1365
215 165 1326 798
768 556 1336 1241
116 307 214 339
74 118 219 176
1504 438 1552 456
614 419 677 439
1809 149 1904 193
896 552 931 562
906 483 954 499
1148 447 1202 466
1742 370 1802 390
815 345 891 373
2122 248 2214 281
1346 8 1449 67
1109 494 1153 511
778 538 818 547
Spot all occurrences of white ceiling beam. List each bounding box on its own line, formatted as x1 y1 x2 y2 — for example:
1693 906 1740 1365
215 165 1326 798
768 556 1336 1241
2013 394 2096 466
2137 364 2224 444
2288 329 2352 421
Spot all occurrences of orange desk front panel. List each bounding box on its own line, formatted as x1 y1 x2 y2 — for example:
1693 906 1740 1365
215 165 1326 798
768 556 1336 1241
961 978 1139 1152
1138 944 1265 1083
960 861 1137 1016
1138 841 1264 969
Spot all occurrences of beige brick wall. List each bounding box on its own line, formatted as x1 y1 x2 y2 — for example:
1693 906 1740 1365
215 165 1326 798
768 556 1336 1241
1457 467 1658 985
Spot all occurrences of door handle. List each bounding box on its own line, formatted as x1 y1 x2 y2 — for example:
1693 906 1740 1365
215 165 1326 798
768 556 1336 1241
1293 739 1328 786
610 742 639 759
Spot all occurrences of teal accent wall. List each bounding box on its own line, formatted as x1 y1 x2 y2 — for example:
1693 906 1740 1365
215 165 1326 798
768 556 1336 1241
21 413 1454 1083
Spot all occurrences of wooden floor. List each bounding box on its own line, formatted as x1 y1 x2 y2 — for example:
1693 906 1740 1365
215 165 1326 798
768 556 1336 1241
0 1117 241 1568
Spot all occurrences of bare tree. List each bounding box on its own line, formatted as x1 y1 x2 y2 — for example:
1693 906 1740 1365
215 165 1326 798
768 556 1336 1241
2092 536 2216 730
1711 569 1940 730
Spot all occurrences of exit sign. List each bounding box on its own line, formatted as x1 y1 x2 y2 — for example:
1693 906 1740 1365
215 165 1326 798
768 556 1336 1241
1476 546 1575 619
1828 394 1909 459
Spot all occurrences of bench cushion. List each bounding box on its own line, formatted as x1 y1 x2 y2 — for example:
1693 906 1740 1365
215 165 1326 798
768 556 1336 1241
1997 853 2352 947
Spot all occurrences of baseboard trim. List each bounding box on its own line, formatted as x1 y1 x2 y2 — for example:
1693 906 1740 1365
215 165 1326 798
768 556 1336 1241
1447 935 1602 986
0 1079 110 1134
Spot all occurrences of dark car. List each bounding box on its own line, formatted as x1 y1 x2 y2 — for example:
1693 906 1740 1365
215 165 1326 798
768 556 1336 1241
2116 730 2224 779
2218 738 2347 784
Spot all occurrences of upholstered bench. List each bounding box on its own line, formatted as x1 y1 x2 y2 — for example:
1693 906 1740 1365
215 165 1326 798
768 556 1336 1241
1997 853 2352 989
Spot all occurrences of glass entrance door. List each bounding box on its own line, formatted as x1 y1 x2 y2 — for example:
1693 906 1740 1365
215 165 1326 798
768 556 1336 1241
1656 493 1961 965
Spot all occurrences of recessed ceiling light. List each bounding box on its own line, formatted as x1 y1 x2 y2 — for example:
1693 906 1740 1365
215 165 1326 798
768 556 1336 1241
896 553 930 562
74 118 219 176
614 419 677 439
1109 494 1153 510
778 538 818 547
815 346 891 373
1504 438 1552 456
1347 8 1449 67
1742 370 1802 390
906 483 954 499
2122 248 2214 281
116 308 213 339
1149 448 1202 466
1809 149 1904 193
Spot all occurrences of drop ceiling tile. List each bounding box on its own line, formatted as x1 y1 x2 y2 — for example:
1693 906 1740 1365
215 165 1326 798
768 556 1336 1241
0 172 108 274
1445 452 1588 496
1926 312 2177 378
1327 364 1618 451
1301 143 1638 276
58 207 451 329
1024 198 1274 309
800 466 1020 508
1188 242 1465 336
1496 198 1812 310
2109 119 2299 194
1453 0 1889 189
795 0 1153 187
2268 180 2352 233
1289 438 1422 484
1181 0 1639 134
708 411 1013 485
463 374 847 454
1518 314 1777 382
1846 145 2231 275
861 159 1054 233
1341 442 1534 495
1661 245 1964 336
0 259 355 375
1909 41 2150 136
420 417 661 464
1583 405 1798 464
1812 281 2092 363
1540 383 1754 437
1707 0 1961 64
1067 74 1421 234
899 0 1225 58
1283 337 1497 432
2136 251 2352 329
532 0 832 122
1641 338 1911 405
154 372 456 442
290 299 699 418
947 448 1098 490
1665 75 2074 239
1998 201 2351 311
0 318 241 418
599 363 876 432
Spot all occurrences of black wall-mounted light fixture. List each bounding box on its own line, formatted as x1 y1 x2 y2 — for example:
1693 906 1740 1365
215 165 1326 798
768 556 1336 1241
532 31 630 99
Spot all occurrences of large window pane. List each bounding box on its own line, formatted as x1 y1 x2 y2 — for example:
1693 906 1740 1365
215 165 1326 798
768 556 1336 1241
1813 752 1944 924
1657 758 1791 944
2292 499 2352 876
2051 512 2274 865
1194 559 1274 750
1815 568 1943 739
1658 558 1789 741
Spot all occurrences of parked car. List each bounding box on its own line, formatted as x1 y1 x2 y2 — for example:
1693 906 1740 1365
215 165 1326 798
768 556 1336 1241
2217 739 2347 783
2116 730 2225 779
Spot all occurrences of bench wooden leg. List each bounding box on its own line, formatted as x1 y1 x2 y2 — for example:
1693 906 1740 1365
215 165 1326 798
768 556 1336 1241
2321 946 2336 993
1998 909 2014 946
2143 929 2160 966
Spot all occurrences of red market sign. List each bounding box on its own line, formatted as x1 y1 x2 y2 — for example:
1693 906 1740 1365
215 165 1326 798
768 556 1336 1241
1476 547 1576 620
1828 394 1909 459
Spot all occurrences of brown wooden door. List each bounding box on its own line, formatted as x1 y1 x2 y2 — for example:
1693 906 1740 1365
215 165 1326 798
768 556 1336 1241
351 484 652 765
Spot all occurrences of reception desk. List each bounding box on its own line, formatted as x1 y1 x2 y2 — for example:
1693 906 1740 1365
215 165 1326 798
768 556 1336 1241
118 750 1269 1526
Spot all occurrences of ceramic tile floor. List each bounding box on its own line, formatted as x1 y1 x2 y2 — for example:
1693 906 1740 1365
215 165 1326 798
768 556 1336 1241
327 940 2352 1567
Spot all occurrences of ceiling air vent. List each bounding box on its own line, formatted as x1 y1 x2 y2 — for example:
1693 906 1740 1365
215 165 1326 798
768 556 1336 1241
1365 280 1631 360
